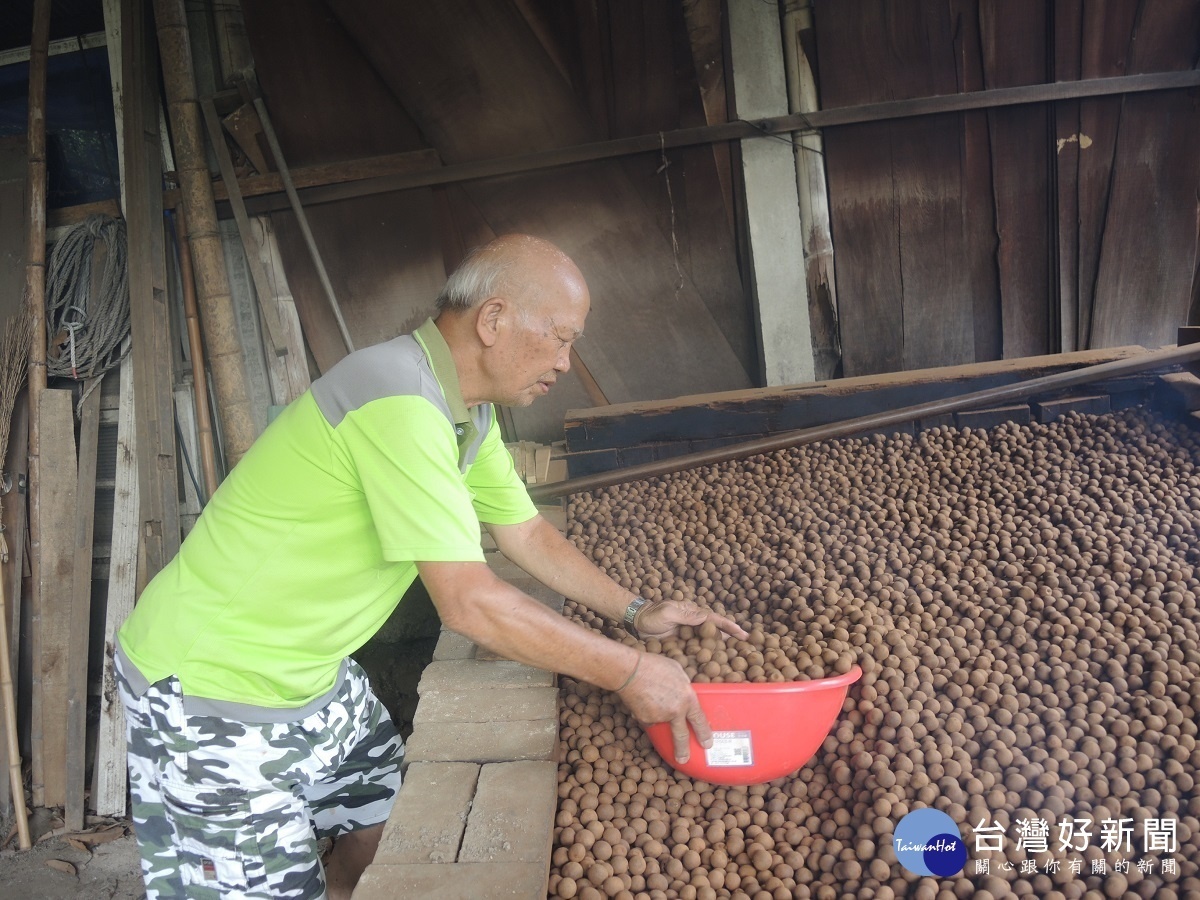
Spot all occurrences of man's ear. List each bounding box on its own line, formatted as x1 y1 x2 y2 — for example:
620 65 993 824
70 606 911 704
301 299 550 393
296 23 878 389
475 297 505 348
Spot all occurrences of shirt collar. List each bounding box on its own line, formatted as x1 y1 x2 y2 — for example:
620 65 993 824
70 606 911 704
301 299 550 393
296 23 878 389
413 318 477 450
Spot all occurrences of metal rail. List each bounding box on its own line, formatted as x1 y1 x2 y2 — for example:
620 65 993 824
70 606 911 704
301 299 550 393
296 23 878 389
529 342 1200 502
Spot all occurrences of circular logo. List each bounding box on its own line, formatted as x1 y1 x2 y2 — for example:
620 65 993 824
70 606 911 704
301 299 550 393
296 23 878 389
893 808 967 877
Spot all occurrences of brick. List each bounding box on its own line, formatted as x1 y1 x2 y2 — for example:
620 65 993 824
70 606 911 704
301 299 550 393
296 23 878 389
459 761 558 863
374 762 479 865
955 404 1031 430
404 719 558 764
419 659 555 693
354 862 549 899
413 686 559 725
432 629 477 661
1157 371 1200 411
1033 394 1111 422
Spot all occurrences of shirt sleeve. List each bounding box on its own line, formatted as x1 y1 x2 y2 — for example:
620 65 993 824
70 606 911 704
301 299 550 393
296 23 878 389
334 396 487 563
467 414 539 525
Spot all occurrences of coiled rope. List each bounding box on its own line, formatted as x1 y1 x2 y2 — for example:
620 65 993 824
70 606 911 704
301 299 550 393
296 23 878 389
45 214 131 381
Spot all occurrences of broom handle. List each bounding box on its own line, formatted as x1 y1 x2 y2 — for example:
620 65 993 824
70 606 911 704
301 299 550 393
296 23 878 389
0 541 31 850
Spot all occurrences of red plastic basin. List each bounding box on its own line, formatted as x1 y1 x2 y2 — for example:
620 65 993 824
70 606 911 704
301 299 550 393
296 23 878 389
644 666 863 786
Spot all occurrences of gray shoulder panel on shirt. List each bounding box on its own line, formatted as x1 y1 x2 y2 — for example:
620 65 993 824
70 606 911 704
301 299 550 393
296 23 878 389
309 334 494 469
310 335 449 427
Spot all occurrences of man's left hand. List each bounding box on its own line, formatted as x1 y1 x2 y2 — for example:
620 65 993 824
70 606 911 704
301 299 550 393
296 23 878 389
633 599 748 641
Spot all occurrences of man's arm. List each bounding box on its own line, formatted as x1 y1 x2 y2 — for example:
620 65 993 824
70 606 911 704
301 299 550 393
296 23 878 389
484 514 747 640
417 559 709 762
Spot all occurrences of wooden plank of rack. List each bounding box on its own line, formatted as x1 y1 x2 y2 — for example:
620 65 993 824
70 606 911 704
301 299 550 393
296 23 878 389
30 388 77 810
65 384 101 832
563 346 1147 453
92 357 138 817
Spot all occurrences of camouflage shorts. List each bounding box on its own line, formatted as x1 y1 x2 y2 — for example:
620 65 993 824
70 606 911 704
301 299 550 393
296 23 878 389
116 657 404 899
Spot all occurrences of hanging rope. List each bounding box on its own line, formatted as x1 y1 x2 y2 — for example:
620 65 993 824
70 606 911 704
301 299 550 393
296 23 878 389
45 214 131 381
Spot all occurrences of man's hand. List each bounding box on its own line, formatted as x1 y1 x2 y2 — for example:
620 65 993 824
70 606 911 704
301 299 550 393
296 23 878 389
634 599 749 642
617 653 710 764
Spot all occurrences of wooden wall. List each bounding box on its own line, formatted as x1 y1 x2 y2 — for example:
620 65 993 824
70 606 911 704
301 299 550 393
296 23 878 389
238 0 1200 438
240 0 753 444
815 0 1200 377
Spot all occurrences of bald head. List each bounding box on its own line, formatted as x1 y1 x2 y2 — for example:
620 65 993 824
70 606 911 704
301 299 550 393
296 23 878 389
433 234 590 407
435 234 585 319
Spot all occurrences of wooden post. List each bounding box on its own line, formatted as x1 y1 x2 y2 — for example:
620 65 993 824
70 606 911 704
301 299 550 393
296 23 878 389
92 358 138 817
248 217 310 407
125 0 182 583
152 0 258 467
781 0 840 381
24 0 51 813
30 388 76 811
726 0 814 387
65 386 100 832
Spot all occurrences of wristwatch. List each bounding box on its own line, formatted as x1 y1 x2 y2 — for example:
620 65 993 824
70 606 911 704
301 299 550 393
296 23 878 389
623 596 652 637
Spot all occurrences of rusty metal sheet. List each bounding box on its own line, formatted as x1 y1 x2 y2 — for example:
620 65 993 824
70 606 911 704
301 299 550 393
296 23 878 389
817 2 975 376
240 0 425 165
323 0 752 407
241 0 445 371
1088 1 1200 349
979 0 1053 358
1068 0 1140 349
270 191 445 371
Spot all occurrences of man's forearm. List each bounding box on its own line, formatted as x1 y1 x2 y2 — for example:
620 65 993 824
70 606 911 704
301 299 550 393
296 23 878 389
487 516 637 624
418 559 639 691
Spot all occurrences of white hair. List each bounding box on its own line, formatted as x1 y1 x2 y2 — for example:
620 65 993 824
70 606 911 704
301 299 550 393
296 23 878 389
434 245 513 313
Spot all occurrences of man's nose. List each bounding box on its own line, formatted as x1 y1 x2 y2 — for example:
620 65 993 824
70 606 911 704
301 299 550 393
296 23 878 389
556 346 572 372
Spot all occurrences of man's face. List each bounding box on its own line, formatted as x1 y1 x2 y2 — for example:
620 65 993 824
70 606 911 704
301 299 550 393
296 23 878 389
496 303 588 407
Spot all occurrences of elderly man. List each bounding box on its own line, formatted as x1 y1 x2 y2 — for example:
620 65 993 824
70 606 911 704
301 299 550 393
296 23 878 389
115 234 745 898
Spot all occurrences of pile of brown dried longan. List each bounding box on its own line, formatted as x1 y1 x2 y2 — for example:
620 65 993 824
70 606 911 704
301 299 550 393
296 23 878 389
551 408 1200 900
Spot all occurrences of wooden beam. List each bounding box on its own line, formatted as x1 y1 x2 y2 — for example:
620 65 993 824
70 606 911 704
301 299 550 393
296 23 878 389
248 217 310 407
202 70 1200 208
30 388 77 810
92 359 137 817
45 68 1200 230
199 97 291 358
65 385 100 832
727 0 813 386
162 148 443 211
131 0 182 583
0 31 108 69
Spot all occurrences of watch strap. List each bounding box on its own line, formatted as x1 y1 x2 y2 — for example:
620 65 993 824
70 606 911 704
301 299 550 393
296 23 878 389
623 597 651 637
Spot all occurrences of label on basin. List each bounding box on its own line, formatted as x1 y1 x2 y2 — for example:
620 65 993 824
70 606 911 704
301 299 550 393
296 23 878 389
705 730 754 767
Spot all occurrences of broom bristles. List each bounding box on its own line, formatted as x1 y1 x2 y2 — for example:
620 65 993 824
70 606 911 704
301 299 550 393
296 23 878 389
0 306 33 466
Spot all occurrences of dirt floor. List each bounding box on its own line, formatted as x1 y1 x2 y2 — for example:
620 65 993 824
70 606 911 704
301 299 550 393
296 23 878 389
0 809 144 899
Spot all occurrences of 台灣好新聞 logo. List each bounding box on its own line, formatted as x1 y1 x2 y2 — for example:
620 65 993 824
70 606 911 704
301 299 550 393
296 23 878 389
894 808 967 877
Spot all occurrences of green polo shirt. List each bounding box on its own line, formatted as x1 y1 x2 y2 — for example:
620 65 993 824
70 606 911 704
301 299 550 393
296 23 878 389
117 320 537 719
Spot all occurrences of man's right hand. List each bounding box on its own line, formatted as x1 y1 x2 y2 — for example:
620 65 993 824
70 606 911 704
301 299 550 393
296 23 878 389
618 653 711 764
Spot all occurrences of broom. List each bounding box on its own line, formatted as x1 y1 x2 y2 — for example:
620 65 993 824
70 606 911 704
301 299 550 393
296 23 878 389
0 304 32 850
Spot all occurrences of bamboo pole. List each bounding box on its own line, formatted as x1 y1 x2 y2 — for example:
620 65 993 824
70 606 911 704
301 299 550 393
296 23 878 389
0 534 28 850
152 0 257 466
172 209 220 500
23 0 50 821
238 73 355 355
